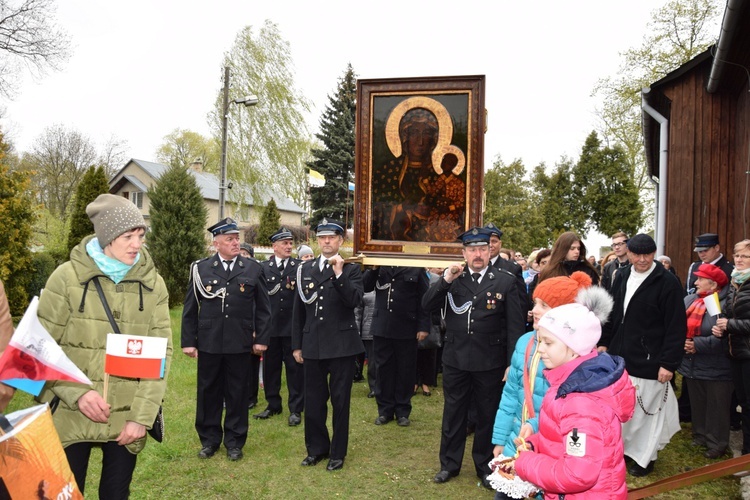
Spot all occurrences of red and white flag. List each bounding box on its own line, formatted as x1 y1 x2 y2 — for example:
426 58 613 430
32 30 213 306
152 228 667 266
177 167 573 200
104 334 167 379
0 297 92 386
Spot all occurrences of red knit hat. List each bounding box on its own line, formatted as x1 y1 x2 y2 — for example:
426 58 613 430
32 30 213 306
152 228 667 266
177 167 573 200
533 271 593 308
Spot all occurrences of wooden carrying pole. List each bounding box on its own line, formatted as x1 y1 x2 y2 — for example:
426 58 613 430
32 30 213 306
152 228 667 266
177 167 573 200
627 454 750 499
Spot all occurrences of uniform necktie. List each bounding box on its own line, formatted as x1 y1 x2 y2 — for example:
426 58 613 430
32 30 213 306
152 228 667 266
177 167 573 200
223 260 233 275
278 260 285 273
472 272 481 283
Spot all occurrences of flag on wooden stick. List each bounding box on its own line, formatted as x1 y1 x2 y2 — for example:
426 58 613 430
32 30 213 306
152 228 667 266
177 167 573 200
104 334 167 379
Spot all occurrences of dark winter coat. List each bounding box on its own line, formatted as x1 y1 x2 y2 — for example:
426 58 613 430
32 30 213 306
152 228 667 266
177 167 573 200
677 287 731 381
600 262 687 379
726 279 750 360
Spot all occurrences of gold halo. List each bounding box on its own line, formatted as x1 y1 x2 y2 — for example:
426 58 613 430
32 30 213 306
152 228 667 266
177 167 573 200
384 96 465 176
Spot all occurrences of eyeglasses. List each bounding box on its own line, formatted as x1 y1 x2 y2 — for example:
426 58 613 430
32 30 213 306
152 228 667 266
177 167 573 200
612 242 626 248
734 254 750 260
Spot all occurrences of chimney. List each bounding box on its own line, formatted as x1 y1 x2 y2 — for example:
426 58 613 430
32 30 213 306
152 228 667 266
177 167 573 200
189 156 204 172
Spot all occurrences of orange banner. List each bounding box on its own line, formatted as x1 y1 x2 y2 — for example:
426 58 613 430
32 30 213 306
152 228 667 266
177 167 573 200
0 404 82 499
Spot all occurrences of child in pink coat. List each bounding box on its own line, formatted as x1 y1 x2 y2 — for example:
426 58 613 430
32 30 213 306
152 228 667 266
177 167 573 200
512 287 635 499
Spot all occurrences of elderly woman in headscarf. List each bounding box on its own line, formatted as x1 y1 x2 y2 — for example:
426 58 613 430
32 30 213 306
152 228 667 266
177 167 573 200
37 194 172 499
677 263 731 459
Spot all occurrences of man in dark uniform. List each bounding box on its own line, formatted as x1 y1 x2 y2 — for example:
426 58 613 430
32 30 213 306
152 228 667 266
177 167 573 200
485 222 529 315
239 242 261 410
181 217 272 461
686 233 734 295
363 265 430 427
423 227 525 488
292 219 364 472
255 227 304 426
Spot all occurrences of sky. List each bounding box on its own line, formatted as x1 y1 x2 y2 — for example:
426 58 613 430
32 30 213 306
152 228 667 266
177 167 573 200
0 0 678 253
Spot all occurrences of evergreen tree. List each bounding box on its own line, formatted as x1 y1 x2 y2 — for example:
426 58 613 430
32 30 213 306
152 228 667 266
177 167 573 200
147 165 208 308
0 130 35 314
574 131 643 237
308 64 356 227
67 165 109 254
531 158 588 239
484 157 549 252
256 198 281 245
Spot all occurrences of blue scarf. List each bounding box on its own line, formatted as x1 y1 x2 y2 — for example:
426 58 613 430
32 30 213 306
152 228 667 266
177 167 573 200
732 268 750 285
86 237 140 284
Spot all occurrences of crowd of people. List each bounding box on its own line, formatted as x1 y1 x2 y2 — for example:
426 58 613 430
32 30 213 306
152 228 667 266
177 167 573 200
3 192 750 498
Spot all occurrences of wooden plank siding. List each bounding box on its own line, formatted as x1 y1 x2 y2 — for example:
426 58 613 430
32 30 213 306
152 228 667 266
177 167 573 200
658 64 747 280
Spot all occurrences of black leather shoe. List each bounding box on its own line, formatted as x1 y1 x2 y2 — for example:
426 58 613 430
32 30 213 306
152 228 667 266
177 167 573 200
374 415 392 425
397 416 410 427
247 401 257 410
198 444 219 459
480 475 493 490
326 458 345 471
288 412 301 426
433 470 458 483
301 453 329 466
254 408 282 419
367 391 375 398
704 448 727 459
628 460 655 477
226 447 243 461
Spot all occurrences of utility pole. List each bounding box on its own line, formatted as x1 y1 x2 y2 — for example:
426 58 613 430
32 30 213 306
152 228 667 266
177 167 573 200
219 66 230 219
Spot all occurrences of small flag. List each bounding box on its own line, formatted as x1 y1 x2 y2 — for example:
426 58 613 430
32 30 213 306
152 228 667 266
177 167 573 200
3 378 45 396
348 181 355 192
704 292 722 317
308 169 326 187
105 334 167 379
0 297 92 387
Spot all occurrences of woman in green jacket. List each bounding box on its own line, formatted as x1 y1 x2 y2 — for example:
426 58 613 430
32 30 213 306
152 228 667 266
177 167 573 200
37 194 172 499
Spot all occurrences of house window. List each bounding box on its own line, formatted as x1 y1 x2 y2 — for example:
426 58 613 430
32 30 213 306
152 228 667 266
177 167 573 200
130 191 143 209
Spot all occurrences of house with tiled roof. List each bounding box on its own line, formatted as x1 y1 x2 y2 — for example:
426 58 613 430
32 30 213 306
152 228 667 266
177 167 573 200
109 158 306 238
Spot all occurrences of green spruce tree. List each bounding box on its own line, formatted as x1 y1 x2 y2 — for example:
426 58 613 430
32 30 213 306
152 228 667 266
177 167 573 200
67 165 109 254
0 130 35 314
308 64 356 227
256 199 281 245
483 157 548 252
147 165 208 308
574 131 643 237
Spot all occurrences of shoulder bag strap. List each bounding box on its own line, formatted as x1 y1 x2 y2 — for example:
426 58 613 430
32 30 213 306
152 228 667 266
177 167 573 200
92 277 120 334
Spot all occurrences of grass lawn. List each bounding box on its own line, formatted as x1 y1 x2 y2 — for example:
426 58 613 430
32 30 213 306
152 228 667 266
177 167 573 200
5 307 743 498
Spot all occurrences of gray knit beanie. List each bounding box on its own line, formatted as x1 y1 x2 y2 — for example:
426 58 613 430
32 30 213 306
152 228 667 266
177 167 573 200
86 194 147 247
297 244 314 258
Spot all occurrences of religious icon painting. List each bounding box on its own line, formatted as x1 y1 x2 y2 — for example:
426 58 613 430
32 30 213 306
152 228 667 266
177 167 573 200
354 75 485 261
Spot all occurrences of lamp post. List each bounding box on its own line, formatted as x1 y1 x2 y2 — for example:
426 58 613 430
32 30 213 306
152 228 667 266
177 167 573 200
218 66 259 219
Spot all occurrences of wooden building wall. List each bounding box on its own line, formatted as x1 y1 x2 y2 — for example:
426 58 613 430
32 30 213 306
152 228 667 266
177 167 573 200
659 63 749 280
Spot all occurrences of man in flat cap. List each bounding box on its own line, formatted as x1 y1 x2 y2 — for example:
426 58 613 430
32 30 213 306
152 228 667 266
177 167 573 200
686 233 733 296
292 219 364 472
255 227 304 426
422 227 525 489
599 233 686 477
181 217 272 462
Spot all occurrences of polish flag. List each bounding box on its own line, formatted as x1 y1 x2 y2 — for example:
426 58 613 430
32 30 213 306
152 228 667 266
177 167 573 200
104 334 167 379
0 297 92 386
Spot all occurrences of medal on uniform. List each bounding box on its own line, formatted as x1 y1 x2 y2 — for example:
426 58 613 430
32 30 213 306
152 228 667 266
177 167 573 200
240 283 245 292
309 283 314 289
206 285 212 292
